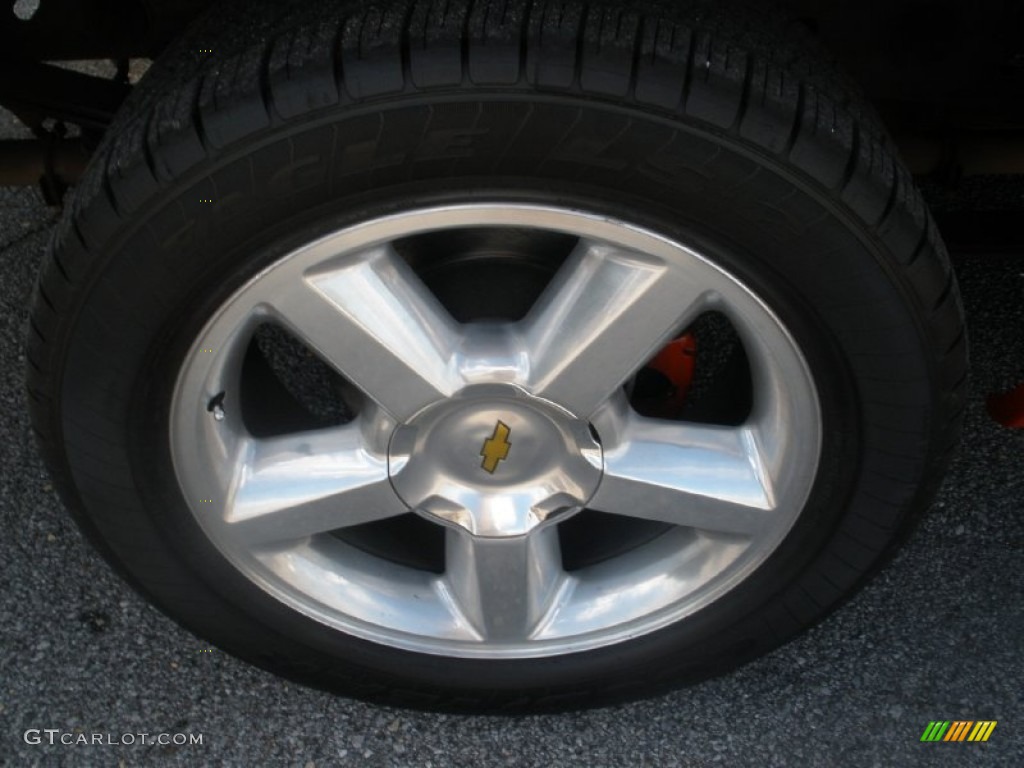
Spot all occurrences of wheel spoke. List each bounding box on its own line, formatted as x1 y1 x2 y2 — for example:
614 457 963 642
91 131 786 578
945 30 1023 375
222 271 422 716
442 526 567 641
590 412 776 536
264 243 461 421
522 238 708 417
223 423 408 547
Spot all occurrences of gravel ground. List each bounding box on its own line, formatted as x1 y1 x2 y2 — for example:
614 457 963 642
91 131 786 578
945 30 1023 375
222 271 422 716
1 105 1022 767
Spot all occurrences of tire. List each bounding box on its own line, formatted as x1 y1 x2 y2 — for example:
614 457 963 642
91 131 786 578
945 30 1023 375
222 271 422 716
27 0 967 711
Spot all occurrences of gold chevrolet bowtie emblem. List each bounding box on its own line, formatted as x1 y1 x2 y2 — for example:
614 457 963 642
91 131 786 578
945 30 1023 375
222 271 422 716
480 421 512 474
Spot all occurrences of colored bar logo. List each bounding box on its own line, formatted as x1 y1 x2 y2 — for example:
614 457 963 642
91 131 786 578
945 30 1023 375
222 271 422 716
920 721 997 742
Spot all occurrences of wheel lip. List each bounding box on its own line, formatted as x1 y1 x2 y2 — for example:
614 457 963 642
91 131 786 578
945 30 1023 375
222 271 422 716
168 202 822 659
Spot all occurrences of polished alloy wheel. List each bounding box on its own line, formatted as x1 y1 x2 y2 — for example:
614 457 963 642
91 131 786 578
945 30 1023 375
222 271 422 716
170 204 821 658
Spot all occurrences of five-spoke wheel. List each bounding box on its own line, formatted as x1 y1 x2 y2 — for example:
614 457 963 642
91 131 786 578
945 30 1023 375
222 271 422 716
171 205 820 656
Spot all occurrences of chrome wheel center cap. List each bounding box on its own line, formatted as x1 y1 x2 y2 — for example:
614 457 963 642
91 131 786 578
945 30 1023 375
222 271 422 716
388 386 603 537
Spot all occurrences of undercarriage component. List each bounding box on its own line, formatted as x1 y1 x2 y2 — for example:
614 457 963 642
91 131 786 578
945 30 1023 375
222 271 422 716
0 136 90 201
0 58 128 133
988 383 1024 428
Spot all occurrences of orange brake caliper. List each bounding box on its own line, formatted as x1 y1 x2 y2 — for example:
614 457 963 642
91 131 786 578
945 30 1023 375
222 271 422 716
632 334 697 419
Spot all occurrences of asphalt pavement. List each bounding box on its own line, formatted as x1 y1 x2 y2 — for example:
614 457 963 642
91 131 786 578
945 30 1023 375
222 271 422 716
1 109 1022 766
